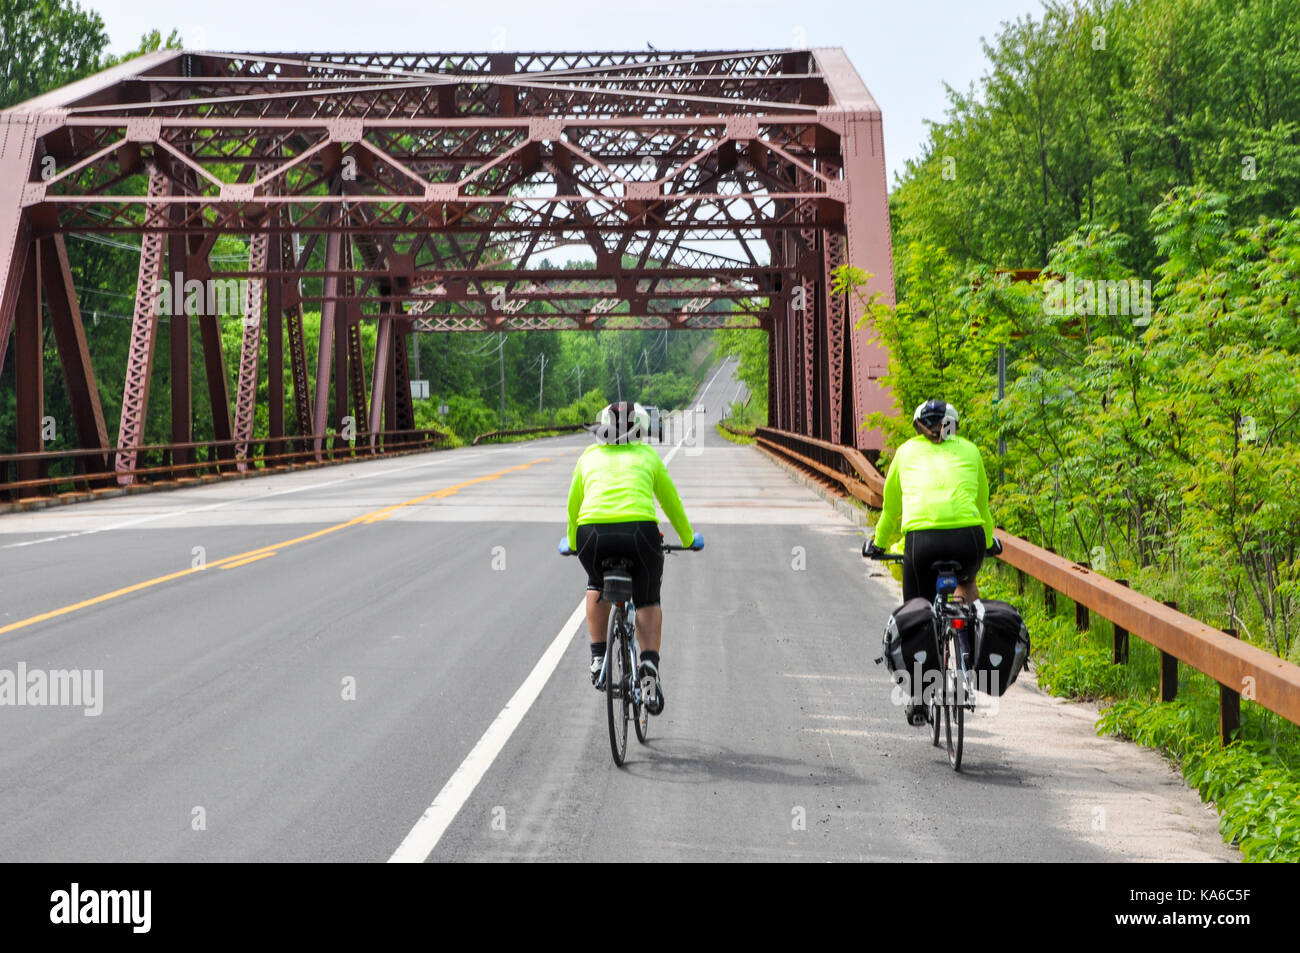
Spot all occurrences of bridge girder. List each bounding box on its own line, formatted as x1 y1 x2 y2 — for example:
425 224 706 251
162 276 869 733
0 46 894 486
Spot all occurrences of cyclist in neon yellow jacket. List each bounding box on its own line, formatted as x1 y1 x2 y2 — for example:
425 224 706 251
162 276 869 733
865 399 1000 604
562 401 702 715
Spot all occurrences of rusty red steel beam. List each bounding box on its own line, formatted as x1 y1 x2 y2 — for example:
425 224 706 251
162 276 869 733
233 230 268 468
114 169 168 485
41 234 110 469
3 47 897 474
0 430 444 464
0 430 448 495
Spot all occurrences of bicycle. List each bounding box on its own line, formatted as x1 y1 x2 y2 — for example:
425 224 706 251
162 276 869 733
864 547 978 771
560 539 700 766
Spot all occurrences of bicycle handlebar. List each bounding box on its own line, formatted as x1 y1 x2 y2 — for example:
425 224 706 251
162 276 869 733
862 540 904 563
558 536 704 556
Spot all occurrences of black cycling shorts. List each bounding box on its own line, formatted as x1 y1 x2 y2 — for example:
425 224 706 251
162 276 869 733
575 521 664 608
902 525 986 602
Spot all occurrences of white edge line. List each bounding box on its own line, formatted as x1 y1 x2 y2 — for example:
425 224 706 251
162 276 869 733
387 598 587 863
662 357 731 467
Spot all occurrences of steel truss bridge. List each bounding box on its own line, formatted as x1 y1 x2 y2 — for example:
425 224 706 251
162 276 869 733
0 47 894 489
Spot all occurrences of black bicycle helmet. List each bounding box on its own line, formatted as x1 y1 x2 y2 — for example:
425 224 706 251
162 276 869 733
913 399 959 441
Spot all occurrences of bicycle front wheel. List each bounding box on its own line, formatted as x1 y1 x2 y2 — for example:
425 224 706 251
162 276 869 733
632 640 649 744
606 607 630 765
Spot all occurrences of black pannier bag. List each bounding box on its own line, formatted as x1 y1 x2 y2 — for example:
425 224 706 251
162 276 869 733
882 598 938 698
972 599 1030 696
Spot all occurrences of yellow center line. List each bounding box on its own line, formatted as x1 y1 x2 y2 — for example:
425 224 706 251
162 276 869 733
0 455 555 637
219 551 278 570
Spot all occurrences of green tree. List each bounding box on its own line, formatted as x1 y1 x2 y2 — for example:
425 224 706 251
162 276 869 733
0 0 109 109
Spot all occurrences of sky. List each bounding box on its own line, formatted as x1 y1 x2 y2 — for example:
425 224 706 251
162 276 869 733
92 0 1049 188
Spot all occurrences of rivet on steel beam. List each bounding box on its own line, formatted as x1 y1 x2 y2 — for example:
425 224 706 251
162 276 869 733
726 117 760 141
528 118 563 142
125 118 162 142
221 183 256 202
424 183 459 202
328 119 365 143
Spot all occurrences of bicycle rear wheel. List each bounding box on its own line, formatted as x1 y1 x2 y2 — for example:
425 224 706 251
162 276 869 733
928 674 941 747
942 629 964 771
928 624 941 747
605 607 630 765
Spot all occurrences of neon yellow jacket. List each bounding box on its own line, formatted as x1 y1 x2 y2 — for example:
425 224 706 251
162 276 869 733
872 435 994 550
567 442 693 550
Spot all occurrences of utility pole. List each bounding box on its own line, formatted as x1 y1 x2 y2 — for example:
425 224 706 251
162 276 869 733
996 343 1007 482
576 365 584 400
615 369 622 402
538 352 548 411
498 332 506 429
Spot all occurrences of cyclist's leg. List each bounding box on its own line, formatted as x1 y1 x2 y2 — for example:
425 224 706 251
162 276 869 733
630 521 666 652
575 525 612 654
629 522 666 713
585 590 611 647
635 606 662 651
903 530 943 604
901 531 922 601
953 526 986 603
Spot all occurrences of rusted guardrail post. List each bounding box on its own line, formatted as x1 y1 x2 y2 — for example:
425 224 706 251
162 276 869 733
1160 600 1179 702
1221 627 1240 745
1075 561 1090 632
1112 580 1130 664
1043 548 1057 615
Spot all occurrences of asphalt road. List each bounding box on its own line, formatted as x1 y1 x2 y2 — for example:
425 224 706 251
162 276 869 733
0 359 1235 862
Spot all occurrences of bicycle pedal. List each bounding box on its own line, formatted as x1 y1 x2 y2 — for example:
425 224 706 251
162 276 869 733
640 676 663 715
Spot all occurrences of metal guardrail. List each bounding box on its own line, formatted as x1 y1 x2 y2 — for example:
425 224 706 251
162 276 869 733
718 420 756 439
0 429 447 501
755 426 884 508
471 423 590 446
752 426 1300 739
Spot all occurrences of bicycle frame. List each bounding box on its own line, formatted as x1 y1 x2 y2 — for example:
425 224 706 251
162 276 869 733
595 599 642 709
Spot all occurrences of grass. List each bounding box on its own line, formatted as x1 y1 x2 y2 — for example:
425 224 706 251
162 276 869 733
714 422 755 445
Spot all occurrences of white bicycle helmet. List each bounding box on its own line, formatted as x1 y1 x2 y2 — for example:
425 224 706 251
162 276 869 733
594 401 650 444
913 399 959 441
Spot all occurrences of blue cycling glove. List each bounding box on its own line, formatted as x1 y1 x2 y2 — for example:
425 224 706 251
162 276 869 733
558 537 573 556
690 531 705 551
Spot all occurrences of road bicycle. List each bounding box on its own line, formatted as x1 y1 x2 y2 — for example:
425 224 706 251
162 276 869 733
866 548 978 771
561 540 700 766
